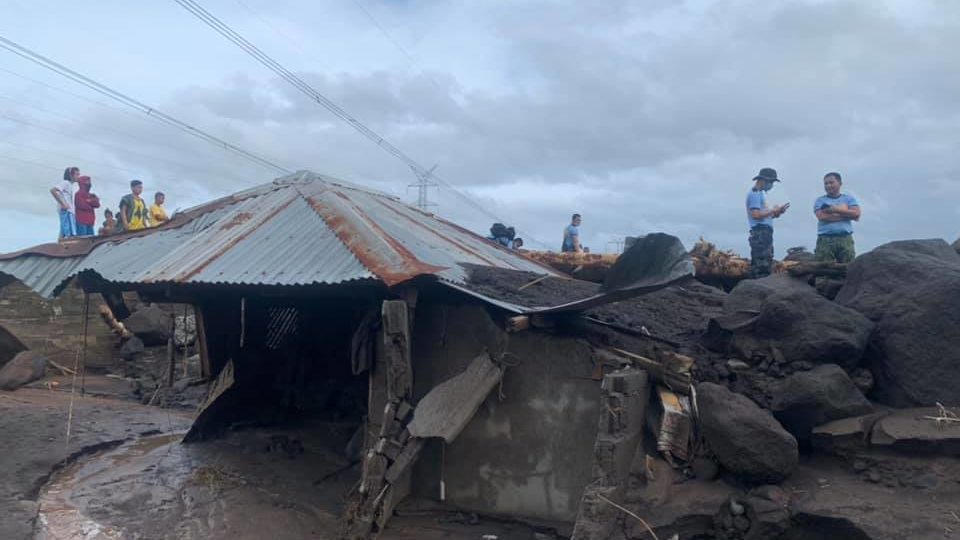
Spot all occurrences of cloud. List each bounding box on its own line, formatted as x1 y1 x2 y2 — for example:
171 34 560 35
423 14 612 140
0 0 957 256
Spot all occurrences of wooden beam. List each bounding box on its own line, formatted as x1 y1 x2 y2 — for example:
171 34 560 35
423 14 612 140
194 306 212 379
595 348 692 394
381 300 412 402
506 315 530 333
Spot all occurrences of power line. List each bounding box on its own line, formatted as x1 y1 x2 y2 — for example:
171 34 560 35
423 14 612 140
172 0 548 248
0 93 257 176
0 110 253 184
0 35 291 175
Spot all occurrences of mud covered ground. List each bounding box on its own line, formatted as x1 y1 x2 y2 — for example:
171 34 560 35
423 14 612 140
1 381 553 539
464 265 726 347
0 385 192 540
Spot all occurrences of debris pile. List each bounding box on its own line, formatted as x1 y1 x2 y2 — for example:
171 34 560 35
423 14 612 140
564 237 960 539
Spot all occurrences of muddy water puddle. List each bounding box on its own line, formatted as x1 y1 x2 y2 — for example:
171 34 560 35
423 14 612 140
35 427 359 540
37 433 187 540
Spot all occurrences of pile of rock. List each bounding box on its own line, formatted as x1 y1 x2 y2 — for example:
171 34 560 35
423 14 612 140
573 238 960 539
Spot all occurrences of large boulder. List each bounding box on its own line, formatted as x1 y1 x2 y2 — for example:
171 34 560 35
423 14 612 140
123 306 172 346
120 336 145 360
770 364 874 442
0 350 47 390
835 239 960 406
707 274 873 370
697 382 798 484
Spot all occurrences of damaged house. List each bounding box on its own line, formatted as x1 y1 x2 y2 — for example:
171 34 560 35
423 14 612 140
4 171 959 539
0 171 702 537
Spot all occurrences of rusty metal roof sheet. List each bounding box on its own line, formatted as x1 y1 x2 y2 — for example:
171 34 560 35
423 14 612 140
0 171 558 300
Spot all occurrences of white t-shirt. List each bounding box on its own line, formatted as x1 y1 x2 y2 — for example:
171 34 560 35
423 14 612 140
53 180 75 213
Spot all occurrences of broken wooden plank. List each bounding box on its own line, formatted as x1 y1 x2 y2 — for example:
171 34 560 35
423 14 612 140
518 273 551 291
407 353 503 443
506 315 530 333
596 348 691 394
384 438 425 483
48 359 77 376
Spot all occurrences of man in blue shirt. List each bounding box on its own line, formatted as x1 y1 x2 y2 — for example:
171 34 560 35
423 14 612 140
562 213 582 253
746 168 789 277
813 171 860 264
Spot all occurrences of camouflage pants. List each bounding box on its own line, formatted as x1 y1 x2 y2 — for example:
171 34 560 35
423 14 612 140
815 234 856 263
748 225 774 278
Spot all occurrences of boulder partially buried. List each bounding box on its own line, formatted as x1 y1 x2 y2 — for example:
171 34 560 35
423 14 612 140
697 382 798 484
0 350 47 390
836 239 960 406
707 274 873 370
123 306 172 346
770 364 874 442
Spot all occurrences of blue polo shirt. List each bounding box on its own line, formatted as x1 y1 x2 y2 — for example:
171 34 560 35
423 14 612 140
562 224 579 251
814 193 859 236
746 190 772 229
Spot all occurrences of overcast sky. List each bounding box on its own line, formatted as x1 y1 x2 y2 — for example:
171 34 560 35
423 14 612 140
0 0 956 257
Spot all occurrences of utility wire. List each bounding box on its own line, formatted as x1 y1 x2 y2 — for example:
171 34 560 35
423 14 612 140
172 0 548 248
0 35 291 175
0 91 259 170
0 111 252 183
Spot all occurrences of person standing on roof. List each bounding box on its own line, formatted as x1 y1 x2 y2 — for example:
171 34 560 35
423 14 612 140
118 179 149 231
561 213 583 253
99 209 117 236
50 166 79 240
813 172 860 264
746 168 789 278
150 191 168 226
73 175 100 237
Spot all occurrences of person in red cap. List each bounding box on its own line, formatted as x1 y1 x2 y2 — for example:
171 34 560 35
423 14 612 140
74 175 101 236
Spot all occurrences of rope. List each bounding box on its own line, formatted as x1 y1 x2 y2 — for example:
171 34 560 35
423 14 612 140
493 351 521 402
80 292 89 395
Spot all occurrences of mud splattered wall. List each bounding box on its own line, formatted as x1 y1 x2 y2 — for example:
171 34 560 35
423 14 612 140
0 281 116 368
411 300 601 523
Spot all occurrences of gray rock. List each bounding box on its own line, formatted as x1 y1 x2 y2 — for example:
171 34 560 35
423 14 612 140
870 407 960 456
851 368 874 394
770 364 874 442
810 412 888 457
120 336 145 360
836 239 960 406
707 274 873 370
692 456 720 481
0 350 47 390
123 306 172 346
697 383 798 484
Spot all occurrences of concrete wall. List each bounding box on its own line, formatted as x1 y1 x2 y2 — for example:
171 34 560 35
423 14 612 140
0 280 116 368
411 299 601 523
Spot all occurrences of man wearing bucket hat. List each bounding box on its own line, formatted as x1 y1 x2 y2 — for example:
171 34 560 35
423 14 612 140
746 167 789 278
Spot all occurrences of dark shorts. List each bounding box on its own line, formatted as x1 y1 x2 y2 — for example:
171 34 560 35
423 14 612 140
76 224 95 236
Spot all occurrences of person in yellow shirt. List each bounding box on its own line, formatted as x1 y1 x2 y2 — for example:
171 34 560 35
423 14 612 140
150 192 168 226
119 180 148 231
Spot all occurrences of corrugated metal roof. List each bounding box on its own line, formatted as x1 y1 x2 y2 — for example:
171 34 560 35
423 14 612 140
0 171 558 300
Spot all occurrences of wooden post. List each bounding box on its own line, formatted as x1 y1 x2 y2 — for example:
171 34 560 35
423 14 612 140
349 298 417 539
166 336 175 387
381 300 412 402
194 306 211 379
